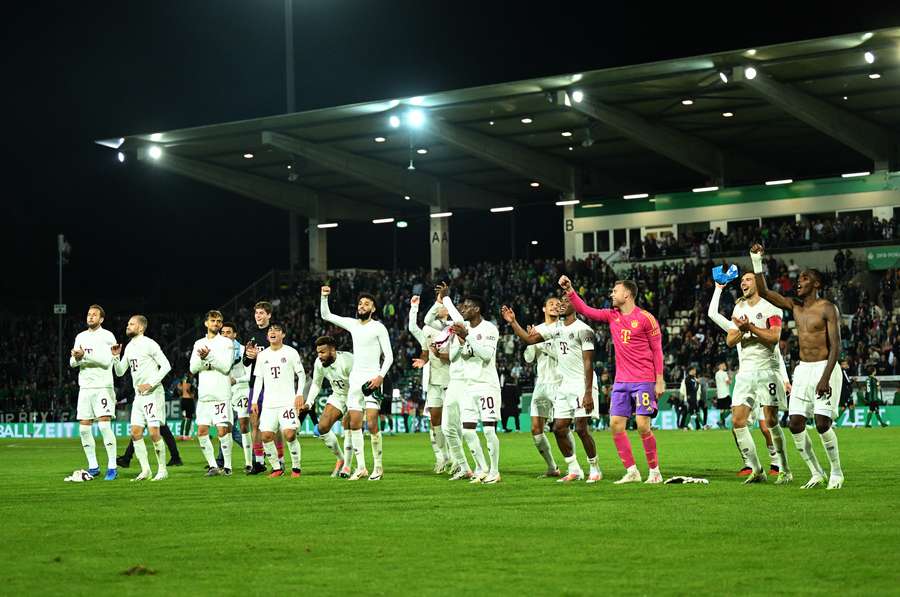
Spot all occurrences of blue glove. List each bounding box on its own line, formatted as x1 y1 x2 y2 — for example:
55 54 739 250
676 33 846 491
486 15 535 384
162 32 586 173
712 264 739 284
232 339 242 363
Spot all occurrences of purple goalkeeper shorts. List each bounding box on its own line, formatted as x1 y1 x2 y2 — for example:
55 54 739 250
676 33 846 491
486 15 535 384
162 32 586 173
610 382 658 418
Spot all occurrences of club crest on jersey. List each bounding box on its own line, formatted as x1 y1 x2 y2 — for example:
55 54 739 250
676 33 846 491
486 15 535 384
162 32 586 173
477 334 482 340
281 357 287 363
630 320 639 328
756 313 763 319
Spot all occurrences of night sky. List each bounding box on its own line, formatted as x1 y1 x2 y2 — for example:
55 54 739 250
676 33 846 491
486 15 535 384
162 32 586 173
3 1 898 315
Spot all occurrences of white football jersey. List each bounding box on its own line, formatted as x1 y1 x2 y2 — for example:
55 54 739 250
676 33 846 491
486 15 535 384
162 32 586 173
189 334 235 401
309 351 353 399
542 319 598 392
731 297 783 372
321 296 393 376
460 319 501 392
113 335 171 394
531 322 562 385
253 345 305 409
70 327 117 389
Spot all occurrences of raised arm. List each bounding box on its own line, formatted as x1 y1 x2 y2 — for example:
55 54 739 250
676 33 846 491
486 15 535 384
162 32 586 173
320 286 356 331
707 284 733 333
112 349 129 377
750 244 794 311
423 301 445 331
500 306 545 345
408 297 428 348
441 296 464 324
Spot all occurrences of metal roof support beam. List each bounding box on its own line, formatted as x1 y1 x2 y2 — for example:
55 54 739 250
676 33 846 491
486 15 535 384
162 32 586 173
734 67 897 169
261 131 511 209
562 91 727 183
135 147 385 220
421 118 578 193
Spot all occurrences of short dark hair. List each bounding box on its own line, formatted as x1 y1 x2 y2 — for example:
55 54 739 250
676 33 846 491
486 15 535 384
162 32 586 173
615 280 639 300
205 310 223 320
133 314 148 330
269 321 286 334
806 269 824 288
221 321 238 334
254 301 273 315
315 335 336 348
358 293 377 308
465 294 486 314
88 304 105 319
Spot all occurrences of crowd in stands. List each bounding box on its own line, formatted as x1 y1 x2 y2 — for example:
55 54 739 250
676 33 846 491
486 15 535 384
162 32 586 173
624 215 897 261
3 251 898 421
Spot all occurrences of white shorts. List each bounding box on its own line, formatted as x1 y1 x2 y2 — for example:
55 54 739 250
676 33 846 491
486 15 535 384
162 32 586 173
76 387 116 420
789 361 843 419
259 407 299 433
461 387 501 424
426 384 446 409
732 369 787 411
130 392 164 428
196 399 231 427
347 370 381 412
530 383 556 419
444 380 465 408
554 385 599 420
325 393 348 414
231 393 250 418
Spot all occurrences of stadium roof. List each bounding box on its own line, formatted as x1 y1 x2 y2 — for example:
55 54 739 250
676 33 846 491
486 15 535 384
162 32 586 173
98 27 900 221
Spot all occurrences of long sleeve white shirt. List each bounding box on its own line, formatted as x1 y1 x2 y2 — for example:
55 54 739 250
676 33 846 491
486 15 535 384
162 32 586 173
189 334 233 401
321 296 393 377
70 327 117 389
112 334 171 395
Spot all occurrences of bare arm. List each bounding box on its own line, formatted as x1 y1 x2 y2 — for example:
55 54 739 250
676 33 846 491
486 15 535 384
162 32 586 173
500 306 545 345
816 304 842 396
748 323 781 349
750 244 794 311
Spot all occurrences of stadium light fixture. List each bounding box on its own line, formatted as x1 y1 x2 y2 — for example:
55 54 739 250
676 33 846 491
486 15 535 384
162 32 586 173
571 73 583 83
389 115 401 128
148 146 162 160
243 153 254 159
744 48 757 57
150 133 162 141
582 203 604 208
490 206 514 213
396 221 408 228
568 146 574 151
416 148 428 155
843 96 849 101
841 171 870 178
489 120 495 126
372 218 395 224
117 152 125 163
555 199 580 206
681 99 694 106
531 240 539 245
405 109 426 128
520 117 533 124
765 179 793 186
530 182 540 188
868 73 881 80
571 90 584 103
864 51 875 64
722 112 734 118
648 198 657 203
692 186 719 193
374 136 386 143
861 32 874 41
317 223 338 229
430 212 452 218
404 195 411 201
409 96 425 106
623 193 649 199
718 71 729 84
561 131 572 137
744 67 757 80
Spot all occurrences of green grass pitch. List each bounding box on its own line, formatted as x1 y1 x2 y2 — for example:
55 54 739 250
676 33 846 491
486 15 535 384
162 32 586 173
2 427 897 596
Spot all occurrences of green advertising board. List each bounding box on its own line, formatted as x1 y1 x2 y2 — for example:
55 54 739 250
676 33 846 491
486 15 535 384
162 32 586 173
866 245 900 270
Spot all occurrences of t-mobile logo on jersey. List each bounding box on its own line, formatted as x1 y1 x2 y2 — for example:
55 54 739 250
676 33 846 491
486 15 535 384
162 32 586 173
270 366 281 379
129 359 138 372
